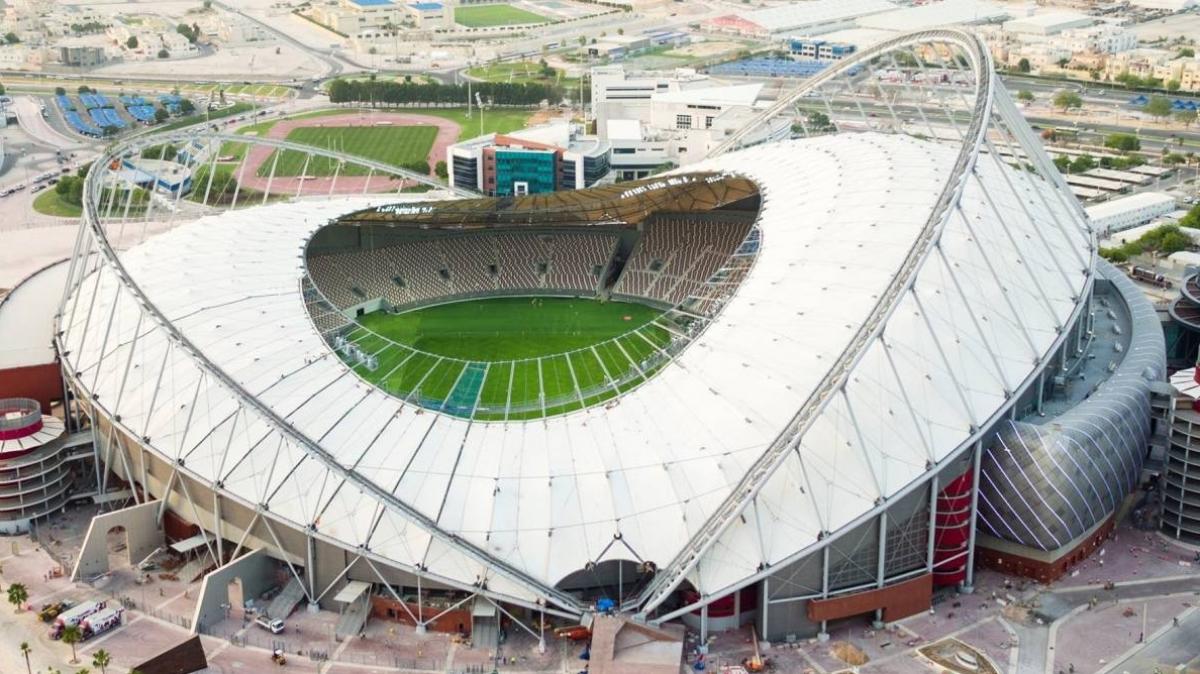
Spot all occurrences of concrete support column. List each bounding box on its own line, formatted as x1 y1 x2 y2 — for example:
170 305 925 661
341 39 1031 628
761 578 770 642
962 439 983 594
817 545 830 641
873 511 887 628
926 474 939 574
699 604 709 652
305 526 319 612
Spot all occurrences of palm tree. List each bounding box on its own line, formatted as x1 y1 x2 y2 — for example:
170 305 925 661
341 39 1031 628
62 624 82 663
20 641 32 674
92 649 110 674
7 583 28 612
75 668 89 674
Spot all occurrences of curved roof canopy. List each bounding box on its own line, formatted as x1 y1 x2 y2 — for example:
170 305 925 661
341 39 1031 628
61 129 1091 610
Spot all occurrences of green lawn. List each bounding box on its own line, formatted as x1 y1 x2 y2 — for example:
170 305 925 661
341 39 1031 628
257 125 438 177
395 107 534 138
455 4 547 27
467 61 580 87
341 297 672 419
32 189 82 217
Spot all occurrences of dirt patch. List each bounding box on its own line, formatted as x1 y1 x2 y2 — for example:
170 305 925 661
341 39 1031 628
669 41 744 59
831 640 869 667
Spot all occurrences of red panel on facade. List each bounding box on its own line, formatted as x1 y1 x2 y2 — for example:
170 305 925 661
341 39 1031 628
0 364 64 413
806 574 932 623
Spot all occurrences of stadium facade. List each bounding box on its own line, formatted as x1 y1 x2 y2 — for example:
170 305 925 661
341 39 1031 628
54 29 1163 643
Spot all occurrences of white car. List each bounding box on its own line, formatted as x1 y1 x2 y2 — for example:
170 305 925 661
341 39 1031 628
255 616 285 634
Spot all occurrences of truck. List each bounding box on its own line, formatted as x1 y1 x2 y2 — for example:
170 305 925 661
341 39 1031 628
255 615 285 634
79 607 124 641
50 600 106 639
38 600 75 623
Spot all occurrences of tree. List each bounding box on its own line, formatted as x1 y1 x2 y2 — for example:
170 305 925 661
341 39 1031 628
20 642 32 674
1052 90 1082 112
61 624 82 663
1056 57 1070 68
154 107 168 123
157 48 169 58
1180 204 1200 230
179 98 195 114
1167 79 1181 92
1017 57 1031 73
1070 154 1096 173
7 583 27 611
1165 152 1187 165
77 85 91 94
1053 155 1071 173
204 0 213 8
1145 95 1174 121
55 86 66 95
435 160 448 180
126 35 138 49
1104 132 1141 153
1181 47 1196 58
1016 89 1034 103
1176 109 1198 127
4 32 19 44
92 649 110 674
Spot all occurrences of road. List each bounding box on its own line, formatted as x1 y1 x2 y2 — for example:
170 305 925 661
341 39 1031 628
1010 576 1200 674
211 0 349 81
9 96 86 152
1103 606 1200 673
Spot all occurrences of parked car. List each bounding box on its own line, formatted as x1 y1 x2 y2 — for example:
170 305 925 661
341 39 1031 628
255 616 285 634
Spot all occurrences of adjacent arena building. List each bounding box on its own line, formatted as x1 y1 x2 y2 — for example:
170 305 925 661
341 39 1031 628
53 29 1164 645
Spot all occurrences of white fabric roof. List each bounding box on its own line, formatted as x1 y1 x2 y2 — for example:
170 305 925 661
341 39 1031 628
858 0 1010 31
0 260 68 369
61 132 1090 605
742 0 896 32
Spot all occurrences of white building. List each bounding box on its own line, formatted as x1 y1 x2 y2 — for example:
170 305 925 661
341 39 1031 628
1127 0 1198 10
1002 11 1093 36
1056 23 1136 54
1087 192 1178 235
591 65 775 176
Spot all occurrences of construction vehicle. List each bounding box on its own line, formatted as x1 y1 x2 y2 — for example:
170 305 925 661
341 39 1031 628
271 649 287 666
50 600 106 639
38 600 74 623
79 607 124 641
743 627 766 672
554 625 591 641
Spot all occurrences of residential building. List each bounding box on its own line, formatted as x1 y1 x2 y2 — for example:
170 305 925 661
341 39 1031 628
1057 23 1136 54
1104 47 1174 80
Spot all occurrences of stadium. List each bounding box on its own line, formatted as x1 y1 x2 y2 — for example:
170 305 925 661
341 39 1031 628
54 29 1164 648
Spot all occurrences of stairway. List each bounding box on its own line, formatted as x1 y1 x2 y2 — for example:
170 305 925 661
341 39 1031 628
335 593 370 641
267 577 306 621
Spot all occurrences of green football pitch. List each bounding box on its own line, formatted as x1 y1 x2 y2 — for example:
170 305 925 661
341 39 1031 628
257 126 438 177
340 297 674 419
454 4 548 27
